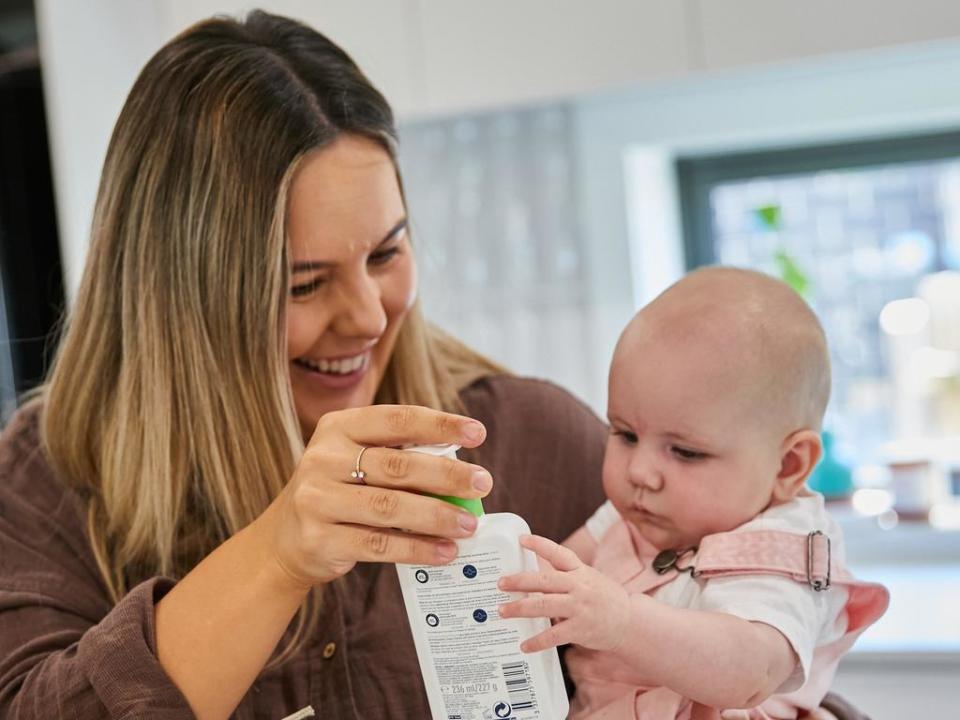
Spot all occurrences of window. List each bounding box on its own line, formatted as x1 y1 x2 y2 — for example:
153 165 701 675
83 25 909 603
678 130 960 479
678 131 960 653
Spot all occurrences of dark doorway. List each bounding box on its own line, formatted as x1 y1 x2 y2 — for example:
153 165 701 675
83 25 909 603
0 0 64 422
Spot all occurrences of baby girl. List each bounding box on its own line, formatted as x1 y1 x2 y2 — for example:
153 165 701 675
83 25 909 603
499 267 888 719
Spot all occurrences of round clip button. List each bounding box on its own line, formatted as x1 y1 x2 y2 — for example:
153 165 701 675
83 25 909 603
322 642 336 659
653 549 678 574
652 547 698 576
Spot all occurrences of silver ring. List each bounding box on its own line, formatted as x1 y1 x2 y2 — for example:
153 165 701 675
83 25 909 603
350 446 370 484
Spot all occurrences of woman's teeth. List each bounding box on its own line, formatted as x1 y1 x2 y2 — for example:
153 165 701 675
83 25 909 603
299 353 366 375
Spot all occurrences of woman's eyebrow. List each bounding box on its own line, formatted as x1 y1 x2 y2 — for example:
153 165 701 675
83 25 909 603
291 217 408 273
291 259 332 273
381 217 408 243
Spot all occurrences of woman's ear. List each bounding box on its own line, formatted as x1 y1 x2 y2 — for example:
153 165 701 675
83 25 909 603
773 430 823 503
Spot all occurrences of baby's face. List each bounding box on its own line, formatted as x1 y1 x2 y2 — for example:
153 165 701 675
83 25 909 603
602 322 784 551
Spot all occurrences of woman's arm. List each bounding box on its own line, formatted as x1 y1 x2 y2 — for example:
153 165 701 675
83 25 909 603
155 405 493 719
1 406 193 718
154 500 310 720
1 404 491 719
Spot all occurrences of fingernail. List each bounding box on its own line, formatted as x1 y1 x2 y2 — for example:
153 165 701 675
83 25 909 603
472 470 492 493
463 422 485 443
458 512 478 533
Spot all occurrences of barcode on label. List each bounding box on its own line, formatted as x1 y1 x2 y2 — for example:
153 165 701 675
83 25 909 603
501 661 537 712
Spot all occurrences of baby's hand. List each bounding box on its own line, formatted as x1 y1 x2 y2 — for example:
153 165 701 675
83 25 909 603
498 534 633 654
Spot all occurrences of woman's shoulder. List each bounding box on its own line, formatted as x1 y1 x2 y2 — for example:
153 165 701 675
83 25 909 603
458 374 608 540
1 400 46 479
0 400 87 535
458 374 607 471
458 373 603 430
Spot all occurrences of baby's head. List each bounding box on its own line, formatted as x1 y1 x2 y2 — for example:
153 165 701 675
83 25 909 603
603 266 830 551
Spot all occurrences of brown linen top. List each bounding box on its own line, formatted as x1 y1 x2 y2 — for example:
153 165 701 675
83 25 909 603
0 375 608 719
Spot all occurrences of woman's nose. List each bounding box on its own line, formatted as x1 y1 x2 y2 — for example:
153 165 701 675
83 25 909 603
332 272 388 338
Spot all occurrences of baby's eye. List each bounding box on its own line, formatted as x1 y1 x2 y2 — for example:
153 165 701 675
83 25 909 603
612 429 638 444
671 446 707 462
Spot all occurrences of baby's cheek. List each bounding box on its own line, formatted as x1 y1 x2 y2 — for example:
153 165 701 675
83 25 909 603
600 454 621 498
602 471 635 520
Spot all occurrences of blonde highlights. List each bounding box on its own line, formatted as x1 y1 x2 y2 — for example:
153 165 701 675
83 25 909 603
40 11 502 669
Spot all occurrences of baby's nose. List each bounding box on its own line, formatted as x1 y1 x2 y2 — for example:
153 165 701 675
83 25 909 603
627 458 664 492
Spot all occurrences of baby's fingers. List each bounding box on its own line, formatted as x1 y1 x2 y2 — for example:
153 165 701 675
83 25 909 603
499 593 573 621
518 619 572 653
499 569 572 594
520 534 582 572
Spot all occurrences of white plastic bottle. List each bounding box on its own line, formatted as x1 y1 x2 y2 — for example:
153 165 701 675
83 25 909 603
396 444 569 720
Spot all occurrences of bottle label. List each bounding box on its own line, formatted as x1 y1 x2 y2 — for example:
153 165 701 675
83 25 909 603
398 546 544 719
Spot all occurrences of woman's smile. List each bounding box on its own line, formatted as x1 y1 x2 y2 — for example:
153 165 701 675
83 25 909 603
291 349 371 390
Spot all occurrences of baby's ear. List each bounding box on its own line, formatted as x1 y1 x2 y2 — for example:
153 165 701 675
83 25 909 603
773 430 823 502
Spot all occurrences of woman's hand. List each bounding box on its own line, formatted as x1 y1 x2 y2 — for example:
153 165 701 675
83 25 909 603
497 534 634 653
268 405 492 588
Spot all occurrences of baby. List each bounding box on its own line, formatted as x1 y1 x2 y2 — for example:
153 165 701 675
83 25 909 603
498 267 888 719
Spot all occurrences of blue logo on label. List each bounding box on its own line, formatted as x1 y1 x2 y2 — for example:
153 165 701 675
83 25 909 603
493 701 512 717
463 564 478 579
473 608 488 623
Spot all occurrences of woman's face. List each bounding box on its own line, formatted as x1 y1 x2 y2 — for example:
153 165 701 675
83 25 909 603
285 134 416 437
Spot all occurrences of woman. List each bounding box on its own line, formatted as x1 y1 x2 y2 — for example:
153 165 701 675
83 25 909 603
0 10 864 720
0 11 604 719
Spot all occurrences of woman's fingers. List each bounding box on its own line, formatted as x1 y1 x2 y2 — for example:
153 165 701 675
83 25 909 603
314 404 487 449
519 534 582 572
333 524 460 566
356 446 492 498
278 404 491 586
335 484 479 539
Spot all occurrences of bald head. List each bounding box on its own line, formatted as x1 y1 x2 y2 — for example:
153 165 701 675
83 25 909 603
617 266 831 434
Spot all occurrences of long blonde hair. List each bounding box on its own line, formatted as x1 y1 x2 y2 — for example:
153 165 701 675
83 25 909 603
40 10 503 666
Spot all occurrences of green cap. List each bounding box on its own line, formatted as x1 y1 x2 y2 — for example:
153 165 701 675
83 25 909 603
435 494 485 517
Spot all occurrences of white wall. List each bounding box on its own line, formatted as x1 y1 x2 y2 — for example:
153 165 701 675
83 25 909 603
575 37 960 315
35 1 960 301
34 0 167 300
164 0 426 116
694 0 960 70
162 0 960 119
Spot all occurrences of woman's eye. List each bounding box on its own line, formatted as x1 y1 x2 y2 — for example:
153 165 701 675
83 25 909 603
290 276 327 297
671 446 707 462
369 246 401 266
